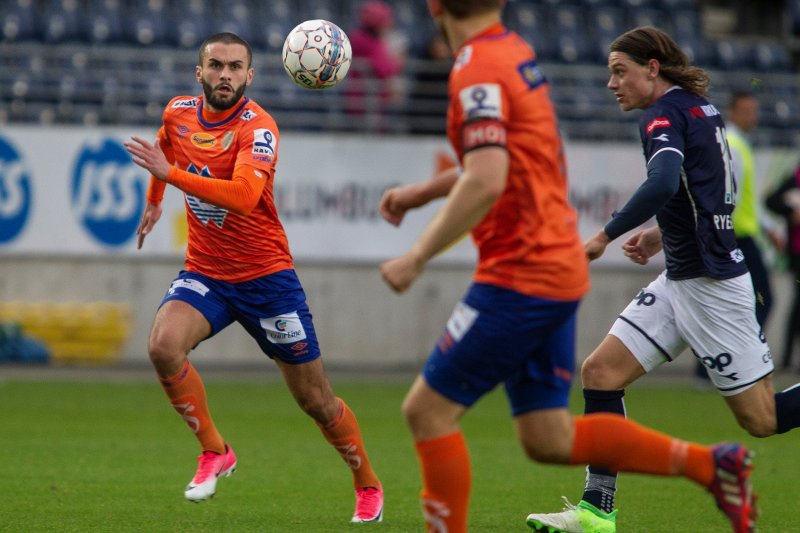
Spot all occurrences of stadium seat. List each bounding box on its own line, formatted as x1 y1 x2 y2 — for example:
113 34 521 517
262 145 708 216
129 0 170 46
41 0 84 44
715 39 755 71
752 42 793 72
628 7 671 34
172 0 211 48
85 0 127 45
590 6 627 40
0 0 38 42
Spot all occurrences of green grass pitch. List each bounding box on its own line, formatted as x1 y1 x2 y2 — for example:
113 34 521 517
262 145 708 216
0 374 795 532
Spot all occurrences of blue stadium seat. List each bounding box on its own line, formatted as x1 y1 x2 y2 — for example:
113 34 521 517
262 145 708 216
0 0 38 42
715 40 754 71
590 6 627 40
628 7 671 34
129 0 170 46
676 34 715 67
41 0 85 44
85 0 127 45
210 1 256 45
554 33 593 64
171 0 212 49
752 42 793 72
504 3 554 60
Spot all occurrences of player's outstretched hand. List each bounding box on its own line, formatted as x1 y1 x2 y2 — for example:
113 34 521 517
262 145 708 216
125 137 171 181
381 252 424 293
136 202 163 250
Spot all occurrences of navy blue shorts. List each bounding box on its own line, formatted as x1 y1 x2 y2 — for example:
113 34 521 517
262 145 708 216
160 269 320 364
423 283 580 416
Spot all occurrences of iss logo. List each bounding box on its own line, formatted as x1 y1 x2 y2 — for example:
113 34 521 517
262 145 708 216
71 138 147 246
0 136 32 244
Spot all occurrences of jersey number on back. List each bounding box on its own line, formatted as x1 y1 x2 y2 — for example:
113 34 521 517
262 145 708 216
714 126 736 205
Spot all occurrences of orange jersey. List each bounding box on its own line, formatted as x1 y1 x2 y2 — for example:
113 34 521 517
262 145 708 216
153 96 292 282
446 23 589 301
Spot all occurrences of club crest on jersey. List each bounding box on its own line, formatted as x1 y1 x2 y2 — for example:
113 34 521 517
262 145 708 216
252 129 275 158
222 131 235 150
460 83 502 121
240 109 257 121
171 98 198 108
646 117 671 135
190 132 216 149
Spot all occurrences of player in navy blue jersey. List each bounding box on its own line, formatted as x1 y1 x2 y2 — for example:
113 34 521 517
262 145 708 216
527 27 800 533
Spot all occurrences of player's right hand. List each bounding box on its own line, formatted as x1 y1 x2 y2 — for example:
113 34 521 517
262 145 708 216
136 202 163 249
379 187 411 226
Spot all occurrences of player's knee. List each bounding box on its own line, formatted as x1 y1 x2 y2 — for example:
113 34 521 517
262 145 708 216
580 356 617 389
738 416 776 438
147 335 184 370
522 441 565 464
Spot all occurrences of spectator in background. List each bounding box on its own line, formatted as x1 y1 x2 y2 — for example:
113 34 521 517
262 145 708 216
766 165 800 370
346 0 406 130
409 32 452 135
694 90 783 386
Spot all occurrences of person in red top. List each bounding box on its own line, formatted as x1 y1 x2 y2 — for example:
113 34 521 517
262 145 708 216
378 2 756 532
124 32 383 523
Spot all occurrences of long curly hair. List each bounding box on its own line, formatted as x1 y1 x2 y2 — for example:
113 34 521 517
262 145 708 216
610 26 710 97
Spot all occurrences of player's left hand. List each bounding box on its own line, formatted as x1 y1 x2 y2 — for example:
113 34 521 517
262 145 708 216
380 252 425 293
125 137 171 181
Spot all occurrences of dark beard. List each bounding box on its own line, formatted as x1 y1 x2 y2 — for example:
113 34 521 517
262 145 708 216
202 80 246 111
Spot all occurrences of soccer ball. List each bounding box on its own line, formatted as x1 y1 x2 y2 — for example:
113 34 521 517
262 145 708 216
282 19 352 90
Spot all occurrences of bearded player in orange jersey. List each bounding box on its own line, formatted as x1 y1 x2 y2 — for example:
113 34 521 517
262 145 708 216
124 33 383 523
378 1 755 532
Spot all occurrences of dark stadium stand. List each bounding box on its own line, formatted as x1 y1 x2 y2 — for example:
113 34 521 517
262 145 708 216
0 0 797 145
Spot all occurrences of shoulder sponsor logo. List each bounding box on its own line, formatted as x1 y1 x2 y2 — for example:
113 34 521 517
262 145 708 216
191 132 216 149
517 58 546 90
252 129 275 157
171 98 199 108
459 83 503 121
646 117 671 135
689 104 720 118
260 311 307 345
240 109 257 121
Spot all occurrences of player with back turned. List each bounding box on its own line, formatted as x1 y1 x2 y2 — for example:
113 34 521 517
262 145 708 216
379 4 757 532
124 32 383 524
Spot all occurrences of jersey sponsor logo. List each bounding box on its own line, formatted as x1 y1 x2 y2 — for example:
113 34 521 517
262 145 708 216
240 109 257 121
688 104 720 118
645 117 671 134
454 45 473 70
260 311 307 344
72 137 147 246
517 58 546 90
185 163 228 228
252 129 275 157
459 83 502 121
167 278 210 296
171 98 199 108
446 301 478 342
190 132 216 149
463 120 507 151
0 135 32 244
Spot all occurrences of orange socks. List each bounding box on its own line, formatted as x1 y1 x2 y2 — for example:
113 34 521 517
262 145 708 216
570 413 714 487
319 399 381 489
159 360 226 454
415 431 471 533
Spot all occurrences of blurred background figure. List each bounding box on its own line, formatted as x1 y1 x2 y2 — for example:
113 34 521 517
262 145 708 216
408 32 452 135
766 164 800 371
345 0 407 132
695 90 784 387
